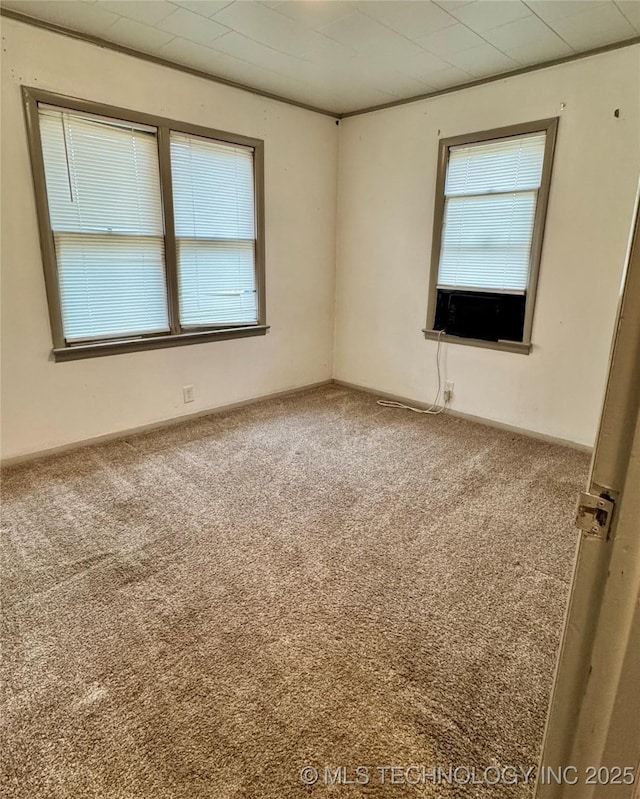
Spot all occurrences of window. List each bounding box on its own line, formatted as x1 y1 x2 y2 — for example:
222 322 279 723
425 118 558 354
170 133 258 328
23 87 266 361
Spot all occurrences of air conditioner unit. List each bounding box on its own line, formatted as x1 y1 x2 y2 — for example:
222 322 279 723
434 289 526 342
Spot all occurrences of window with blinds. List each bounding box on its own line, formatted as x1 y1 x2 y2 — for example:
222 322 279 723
170 133 258 327
438 132 546 293
428 119 557 349
27 88 265 360
39 108 169 342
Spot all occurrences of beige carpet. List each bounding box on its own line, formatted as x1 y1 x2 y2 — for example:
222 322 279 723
1 385 588 798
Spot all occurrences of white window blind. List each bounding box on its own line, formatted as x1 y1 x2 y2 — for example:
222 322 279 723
39 107 169 342
438 132 546 293
170 132 257 327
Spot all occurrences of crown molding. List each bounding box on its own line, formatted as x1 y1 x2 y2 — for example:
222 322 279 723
0 7 339 119
342 35 640 118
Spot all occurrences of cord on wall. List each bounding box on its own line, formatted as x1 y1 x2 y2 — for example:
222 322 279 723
377 329 448 415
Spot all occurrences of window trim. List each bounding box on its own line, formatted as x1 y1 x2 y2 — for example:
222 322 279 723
22 86 268 361
424 117 559 355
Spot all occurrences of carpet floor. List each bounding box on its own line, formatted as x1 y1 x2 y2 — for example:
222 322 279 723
1 385 589 798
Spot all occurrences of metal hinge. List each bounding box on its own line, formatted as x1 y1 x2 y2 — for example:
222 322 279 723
575 492 615 540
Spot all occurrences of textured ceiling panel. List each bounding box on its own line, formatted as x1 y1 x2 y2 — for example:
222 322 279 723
1 0 638 114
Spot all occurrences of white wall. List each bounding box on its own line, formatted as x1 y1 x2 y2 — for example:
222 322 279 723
334 47 640 447
2 19 638 459
0 18 339 460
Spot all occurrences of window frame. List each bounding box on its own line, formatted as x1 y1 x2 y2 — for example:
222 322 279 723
423 117 559 355
22 86 267 362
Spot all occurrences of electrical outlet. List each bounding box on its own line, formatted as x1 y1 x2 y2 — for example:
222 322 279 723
444 381 454 402
183 385 195 404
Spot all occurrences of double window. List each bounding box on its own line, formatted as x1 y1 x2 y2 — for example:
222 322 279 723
23 88 266 361
425 118 558 353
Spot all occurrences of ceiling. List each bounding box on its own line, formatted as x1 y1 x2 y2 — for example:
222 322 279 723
2 0 639 114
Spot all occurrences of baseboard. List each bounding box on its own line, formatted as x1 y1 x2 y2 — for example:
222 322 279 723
1 379 333 467
334 379 594 453
2 376 592 466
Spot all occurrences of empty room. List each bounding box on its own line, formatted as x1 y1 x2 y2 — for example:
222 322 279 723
1 1 640 797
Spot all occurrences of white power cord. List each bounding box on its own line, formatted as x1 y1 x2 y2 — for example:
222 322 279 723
377 329 448 415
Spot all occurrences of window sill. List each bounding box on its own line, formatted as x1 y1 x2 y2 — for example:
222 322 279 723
53 325 269 362
422 329 531 355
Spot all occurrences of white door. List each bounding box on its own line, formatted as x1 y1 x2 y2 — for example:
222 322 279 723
537 184 640 798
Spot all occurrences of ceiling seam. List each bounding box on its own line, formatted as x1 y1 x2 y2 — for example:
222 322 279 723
522 0 577 50
612 0 639 29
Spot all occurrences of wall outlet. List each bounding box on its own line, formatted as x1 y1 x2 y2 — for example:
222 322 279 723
444 381 454 402
183 385 195 404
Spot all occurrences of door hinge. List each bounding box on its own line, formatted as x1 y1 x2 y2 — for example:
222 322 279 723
575 492 615 540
